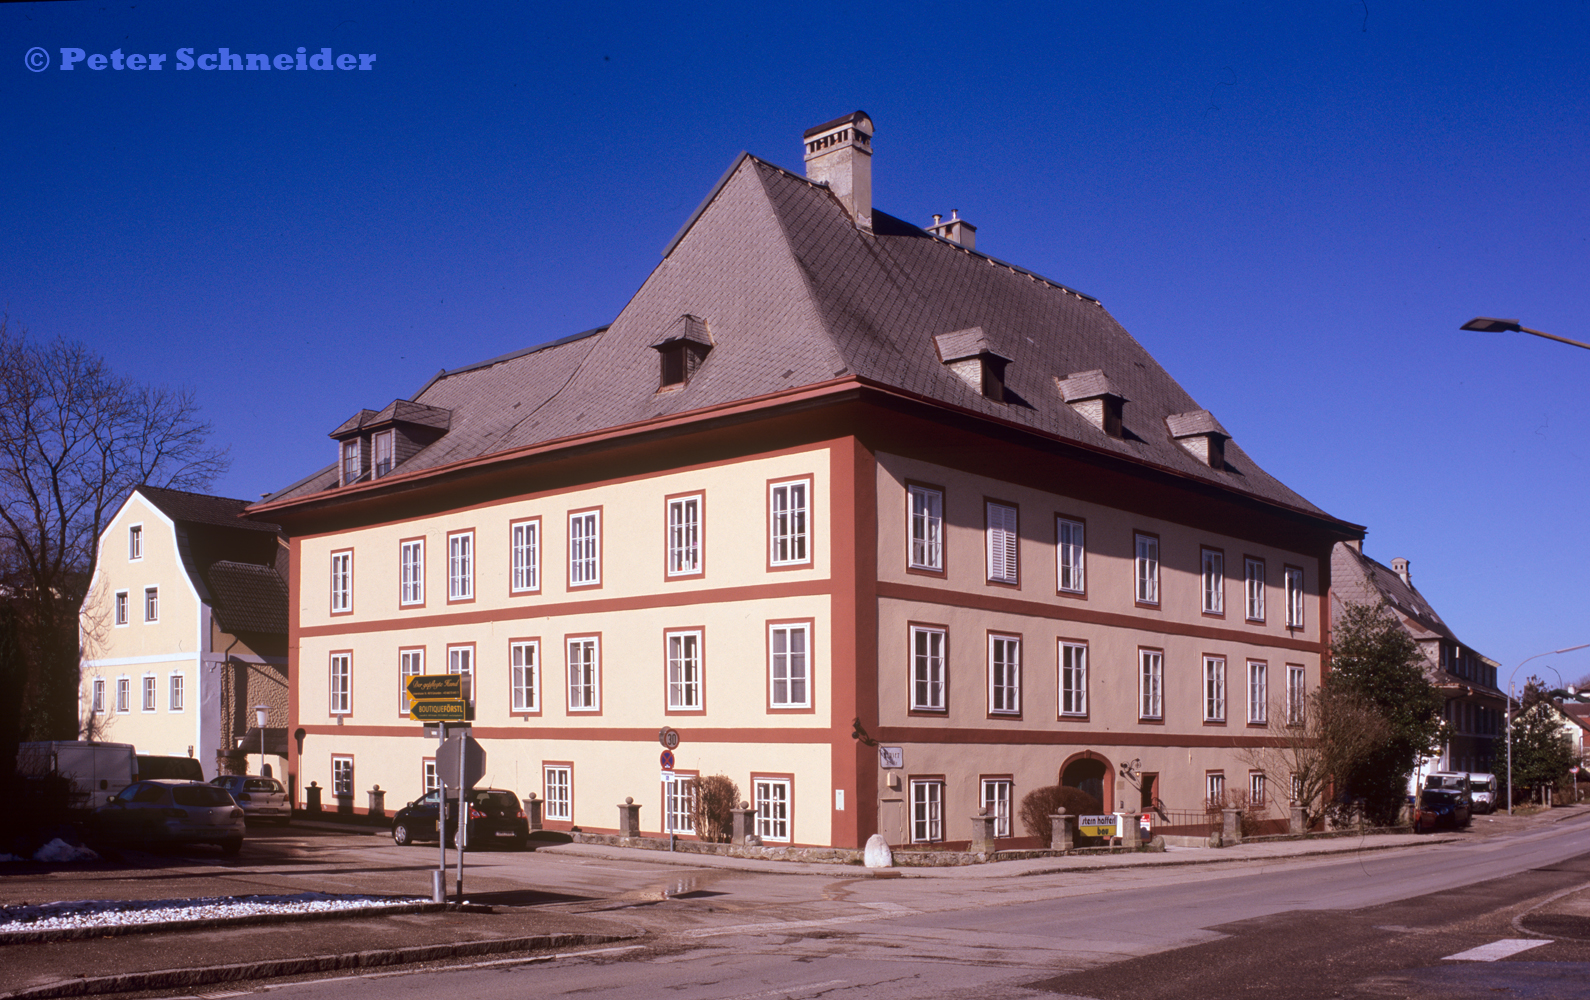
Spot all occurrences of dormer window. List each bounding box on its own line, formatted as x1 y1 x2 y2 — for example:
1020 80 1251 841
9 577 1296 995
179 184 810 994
330 400 450 486
1056 370 1127 437
373 430 394 479
340 439 362 486
1165 410 1231 469
934 327 1011 403
651 314 713 390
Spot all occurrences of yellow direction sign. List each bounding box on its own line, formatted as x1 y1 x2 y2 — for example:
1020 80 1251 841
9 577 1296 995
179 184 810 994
409 699 467 722
406 675 462 700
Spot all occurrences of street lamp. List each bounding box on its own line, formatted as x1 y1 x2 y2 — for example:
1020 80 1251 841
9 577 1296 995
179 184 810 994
254 705 269 777
1461 317 1590 351
1507 645 1590 815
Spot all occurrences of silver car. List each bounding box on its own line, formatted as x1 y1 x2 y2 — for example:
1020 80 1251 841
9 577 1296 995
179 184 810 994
94 779 246 854
210 775 292 824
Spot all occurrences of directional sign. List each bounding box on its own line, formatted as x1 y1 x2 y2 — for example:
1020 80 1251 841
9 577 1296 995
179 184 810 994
409 699 468 722
407 675 463 700
437 734 486 791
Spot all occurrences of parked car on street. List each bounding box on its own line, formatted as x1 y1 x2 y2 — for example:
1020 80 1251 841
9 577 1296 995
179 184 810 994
93 779 246 854
1413 788 1472 833
1464 773 1498 814
391 788 528 849
137 754 205 782
209 775 291 824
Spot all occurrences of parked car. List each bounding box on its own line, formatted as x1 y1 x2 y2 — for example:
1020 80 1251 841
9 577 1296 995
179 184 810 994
1464 773 1498 814
391 788 528 849
93 779 246 854
1413 788 1472 833
210 775 291 824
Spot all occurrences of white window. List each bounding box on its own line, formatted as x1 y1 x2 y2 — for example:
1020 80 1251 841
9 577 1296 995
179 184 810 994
1206 772 1226 808
568 511 600 586
543 765 572 821
667 495 702 576
423 759 438 794
512 520 540 593
910 779 943 843
114 591 128 626
144 587 159 622
1059 641 1088 716
1056 517 1085 593
769 479 810 566
141 674 156 712
332 755 354 798
1287 664 1306 725
664 773 696 835
986 501 1018 584
449 531 474 600
372 430 394 478
1248 661 1267 724
989 635 1021 715
1249 773 1266 811
116 676 130 713
511 641 539 713
1139 649 1163 720
128 524 143 560
982 778 1012 838
1245 557 1266 621
1135 533 1159 604
755 777 791 842
340 439 361 486
1285 567 1305 628
1201 548 1224 614
667 630 702 710
330 551 352 613
567 637 600 711
400 539 424 605
909 486 943 571
400 649 423 715
168 672 184 712
909 625 946 711
329 653 351 715
447 645 474 707
91 677 105 714
1204 656 1226 722
769 623 811 708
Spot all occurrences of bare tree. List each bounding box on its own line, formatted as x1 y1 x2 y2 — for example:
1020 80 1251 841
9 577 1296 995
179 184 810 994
1242 686 1390 829
0 316 228 767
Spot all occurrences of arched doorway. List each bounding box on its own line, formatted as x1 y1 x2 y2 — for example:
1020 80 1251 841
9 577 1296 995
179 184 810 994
1060 753 1111 811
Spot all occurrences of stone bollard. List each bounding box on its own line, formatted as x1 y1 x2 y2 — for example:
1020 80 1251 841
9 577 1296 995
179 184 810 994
524 793 543 831
1290 802 1307 835
306 781 322 815
1116 808 1141 848
969 810 998 855
367 785 386 820
1049 809 1075 851
1222 807 1243 846
617 797 642 838
863 833 893 868
731 800 757 846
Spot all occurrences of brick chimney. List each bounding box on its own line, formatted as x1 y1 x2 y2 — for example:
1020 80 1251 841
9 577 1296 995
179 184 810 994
804 111 873 231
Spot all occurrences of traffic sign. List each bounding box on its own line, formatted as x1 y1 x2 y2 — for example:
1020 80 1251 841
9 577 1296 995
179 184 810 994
660 749 675 770
407 675 463 700
658 727 680 750
437 734 486 791
409 699 468 722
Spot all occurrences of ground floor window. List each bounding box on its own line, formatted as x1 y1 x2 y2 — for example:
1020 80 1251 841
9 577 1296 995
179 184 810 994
423 758 438 794
116 677 130 713
332 755 354 798
981 778 1012 838
755 776 791 842
664 772 696 835
1205 771 1225 809
142 674 157 712
91 677 105 714
911 779 944 843
168 672 184 712
1249 772 1266 812
544 765 572 822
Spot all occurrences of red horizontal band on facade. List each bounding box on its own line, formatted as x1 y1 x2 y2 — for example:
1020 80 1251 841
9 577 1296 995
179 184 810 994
872 727 1289 748
877 581 1325 654
297 724 837 742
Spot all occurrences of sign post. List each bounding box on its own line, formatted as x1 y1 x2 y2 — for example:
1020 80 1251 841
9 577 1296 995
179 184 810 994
407 674 474 903
436 732 486 903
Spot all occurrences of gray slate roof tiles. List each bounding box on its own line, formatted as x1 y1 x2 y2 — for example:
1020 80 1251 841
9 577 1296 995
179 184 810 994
205 560 289 635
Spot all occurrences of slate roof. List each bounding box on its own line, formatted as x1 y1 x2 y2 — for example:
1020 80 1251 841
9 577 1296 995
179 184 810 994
140 486 280 533
205 560 289 635
264 150 1349 525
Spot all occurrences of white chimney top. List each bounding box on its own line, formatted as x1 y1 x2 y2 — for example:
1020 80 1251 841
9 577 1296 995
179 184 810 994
804 111 873 231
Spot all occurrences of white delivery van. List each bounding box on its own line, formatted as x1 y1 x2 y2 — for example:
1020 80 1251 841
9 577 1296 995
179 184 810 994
17 741 138 810
1465 773 1498 813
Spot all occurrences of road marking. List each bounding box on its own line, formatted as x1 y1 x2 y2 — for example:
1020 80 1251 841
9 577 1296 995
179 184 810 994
709 979 848 1000
1442 938 1552 961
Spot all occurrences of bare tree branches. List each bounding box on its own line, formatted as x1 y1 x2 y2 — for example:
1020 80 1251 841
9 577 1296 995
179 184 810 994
1242 687 1390 829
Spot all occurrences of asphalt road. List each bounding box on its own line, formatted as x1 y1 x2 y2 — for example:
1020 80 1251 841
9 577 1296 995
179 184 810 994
131 812 1587 1000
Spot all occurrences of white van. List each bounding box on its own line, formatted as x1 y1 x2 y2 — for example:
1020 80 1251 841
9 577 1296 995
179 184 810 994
17 741 137 810
1464 773 1498 813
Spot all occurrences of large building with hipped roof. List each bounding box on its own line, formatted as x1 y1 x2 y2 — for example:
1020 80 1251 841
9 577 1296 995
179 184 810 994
251 112 1363 849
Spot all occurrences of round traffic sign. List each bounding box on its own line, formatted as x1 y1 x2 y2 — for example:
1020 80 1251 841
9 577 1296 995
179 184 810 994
660 749 675 770
659 726 681 750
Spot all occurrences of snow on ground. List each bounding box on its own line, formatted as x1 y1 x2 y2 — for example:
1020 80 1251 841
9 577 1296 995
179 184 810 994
0 838 101 864
0 892 429 932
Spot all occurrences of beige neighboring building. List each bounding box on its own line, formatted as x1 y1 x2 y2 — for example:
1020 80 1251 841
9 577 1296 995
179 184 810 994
1331 543 1506 775
80 487 289 780
253 112 1362 849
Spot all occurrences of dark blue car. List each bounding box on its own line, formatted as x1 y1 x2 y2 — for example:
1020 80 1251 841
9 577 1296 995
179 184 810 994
390 788 528 849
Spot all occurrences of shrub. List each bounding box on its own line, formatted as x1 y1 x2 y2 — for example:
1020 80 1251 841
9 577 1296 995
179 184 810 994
688 775 740 843
1019 785 1104 842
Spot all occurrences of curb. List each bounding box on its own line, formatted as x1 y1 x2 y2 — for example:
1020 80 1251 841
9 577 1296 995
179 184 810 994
1012 834 1463 877
0 902 445 945
0 931 643 1000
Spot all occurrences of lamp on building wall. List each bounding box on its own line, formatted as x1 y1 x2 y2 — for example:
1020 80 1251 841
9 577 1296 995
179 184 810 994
254 704 269 777
1506 644 1590 816
1460 317 1590 351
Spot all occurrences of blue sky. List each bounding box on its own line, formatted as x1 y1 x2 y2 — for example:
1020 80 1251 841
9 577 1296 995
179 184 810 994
5 2 1586 682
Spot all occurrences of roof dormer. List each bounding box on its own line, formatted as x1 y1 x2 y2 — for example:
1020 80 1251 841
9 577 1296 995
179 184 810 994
650 314 713 390
934 327 1011 402
1165 409 1231 469
330 400 452 485
1055 370 1127 438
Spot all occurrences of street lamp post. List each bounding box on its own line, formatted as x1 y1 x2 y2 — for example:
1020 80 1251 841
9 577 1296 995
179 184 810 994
1461 317 1590 351
254 704 269 777
1506 645 1590 815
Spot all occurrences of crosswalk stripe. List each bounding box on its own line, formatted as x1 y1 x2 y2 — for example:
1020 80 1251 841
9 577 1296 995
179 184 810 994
1442 938 1552 962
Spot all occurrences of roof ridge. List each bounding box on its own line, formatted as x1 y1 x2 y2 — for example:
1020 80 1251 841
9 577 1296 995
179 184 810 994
413 325 609 399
